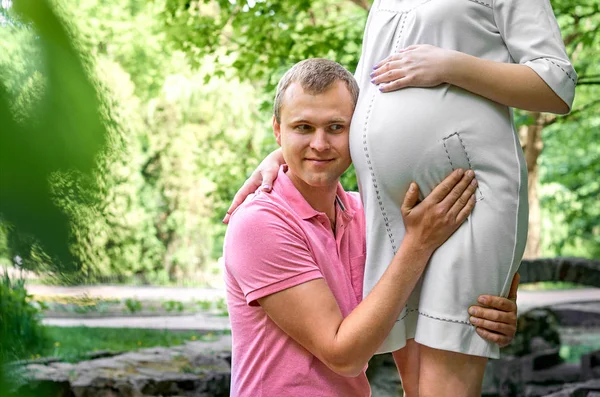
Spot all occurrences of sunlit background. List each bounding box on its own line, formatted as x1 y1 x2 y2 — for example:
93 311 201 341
0 1 598 396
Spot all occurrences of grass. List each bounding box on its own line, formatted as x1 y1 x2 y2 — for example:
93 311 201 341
560 343 600 363
519 281 587 291
31 326 228 362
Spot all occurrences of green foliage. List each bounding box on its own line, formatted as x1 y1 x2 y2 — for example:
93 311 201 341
0 273 48 362
162 299 185 313
1 0 597 290
0 0 107 268
537 0 600 257
162 0 368 106
124 298 143 314
163 0 599 256
2 0 267 282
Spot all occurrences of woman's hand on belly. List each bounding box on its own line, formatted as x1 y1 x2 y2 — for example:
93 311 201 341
370 44 454 93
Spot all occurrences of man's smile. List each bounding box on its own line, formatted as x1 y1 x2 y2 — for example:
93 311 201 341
305 158 335 163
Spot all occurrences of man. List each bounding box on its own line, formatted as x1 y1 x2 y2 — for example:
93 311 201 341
224 58 518 396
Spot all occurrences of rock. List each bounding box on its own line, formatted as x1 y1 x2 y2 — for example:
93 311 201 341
502 308 562 357
17 335 232 397
543 379 600 396
519 257 600 287
366 353 403 397
583 350 600 381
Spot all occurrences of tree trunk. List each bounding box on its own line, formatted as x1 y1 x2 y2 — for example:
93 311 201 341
519 112 552 259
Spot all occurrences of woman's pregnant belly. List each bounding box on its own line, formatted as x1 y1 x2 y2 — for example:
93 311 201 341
350 83 523 209
349 82 529 357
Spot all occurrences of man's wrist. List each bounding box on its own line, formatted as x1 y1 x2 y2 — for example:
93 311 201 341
401 233 435 259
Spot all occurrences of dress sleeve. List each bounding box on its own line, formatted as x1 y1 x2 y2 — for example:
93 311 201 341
493 0 577 112
224 201 323 306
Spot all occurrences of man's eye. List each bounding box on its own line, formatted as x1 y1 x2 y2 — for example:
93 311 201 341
295 125 312 132
329 124 344 132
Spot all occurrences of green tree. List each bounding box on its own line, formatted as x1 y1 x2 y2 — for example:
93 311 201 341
161 0 599 258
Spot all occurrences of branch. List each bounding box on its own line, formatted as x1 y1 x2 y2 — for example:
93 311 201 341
346 0 370 11
569 98 600 118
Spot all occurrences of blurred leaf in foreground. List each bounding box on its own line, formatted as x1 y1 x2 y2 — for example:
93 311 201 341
0 0 106 268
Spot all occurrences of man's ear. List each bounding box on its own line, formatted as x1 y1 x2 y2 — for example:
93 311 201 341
272 115 282 147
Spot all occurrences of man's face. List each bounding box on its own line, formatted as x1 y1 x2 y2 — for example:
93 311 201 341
273 81 354 192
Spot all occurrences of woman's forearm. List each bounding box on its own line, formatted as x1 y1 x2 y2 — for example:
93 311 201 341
445 51 570 114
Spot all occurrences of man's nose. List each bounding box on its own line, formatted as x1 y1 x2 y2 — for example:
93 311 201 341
310 129 330 151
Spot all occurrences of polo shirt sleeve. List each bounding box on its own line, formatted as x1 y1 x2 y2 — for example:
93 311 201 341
493 0 577 112
224 201 323 306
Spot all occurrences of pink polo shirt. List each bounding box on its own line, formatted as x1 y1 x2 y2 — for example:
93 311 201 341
224 165 369 397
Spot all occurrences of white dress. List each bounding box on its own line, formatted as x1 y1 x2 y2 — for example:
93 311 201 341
349 0 576 358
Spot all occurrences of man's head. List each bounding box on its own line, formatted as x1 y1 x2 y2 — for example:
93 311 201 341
273 59 358 193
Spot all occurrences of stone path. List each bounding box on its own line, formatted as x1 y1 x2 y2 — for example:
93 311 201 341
42 312 231 332
30 284 600 331
517 288 600 313
27 284 226 302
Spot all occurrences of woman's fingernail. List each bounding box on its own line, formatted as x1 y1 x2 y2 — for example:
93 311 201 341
371 79 376 84
373 64 380 70
378 85 384 91
222 214 230 224
369 71 375 77
262 184 271 191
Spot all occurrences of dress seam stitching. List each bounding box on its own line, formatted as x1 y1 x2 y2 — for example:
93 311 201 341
442 131 484 201
418 311 473 326
377 0 432 14
547 58 577 85
467 0 492 9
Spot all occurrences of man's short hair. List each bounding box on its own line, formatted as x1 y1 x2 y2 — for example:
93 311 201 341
274 58 359 123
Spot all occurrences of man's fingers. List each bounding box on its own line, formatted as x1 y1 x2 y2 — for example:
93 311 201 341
448 177 477 218
469 305 516 324
401 182 420 215
475 327 511 347
428 169 464 203
455 194 476 224
440 170 475 210
508 272 520 302
477 294 517 313
470 316 516 337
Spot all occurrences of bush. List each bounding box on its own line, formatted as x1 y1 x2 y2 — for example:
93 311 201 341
0 272 48 362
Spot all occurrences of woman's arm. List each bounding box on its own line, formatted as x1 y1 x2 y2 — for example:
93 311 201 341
446 50 569 114
371 45 570 114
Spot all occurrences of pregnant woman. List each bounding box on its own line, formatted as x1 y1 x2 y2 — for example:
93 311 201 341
225 0 576 395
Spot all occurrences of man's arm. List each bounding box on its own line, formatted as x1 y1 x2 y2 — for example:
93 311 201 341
259 169 477 377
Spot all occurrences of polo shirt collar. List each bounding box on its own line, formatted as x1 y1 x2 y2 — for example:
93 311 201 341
274 165 355 221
